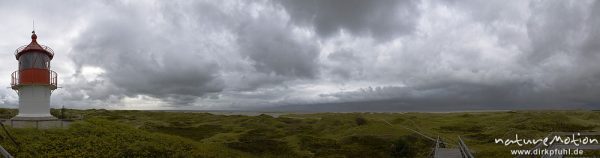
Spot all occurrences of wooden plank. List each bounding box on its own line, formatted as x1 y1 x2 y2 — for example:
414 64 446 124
435 148 463 158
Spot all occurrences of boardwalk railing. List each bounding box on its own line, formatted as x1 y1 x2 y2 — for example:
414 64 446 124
0 122 14 158
458 136 475 158
381 119 474 158
0 145 13 158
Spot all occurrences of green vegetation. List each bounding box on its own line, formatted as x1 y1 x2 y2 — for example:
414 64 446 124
0 109 598 157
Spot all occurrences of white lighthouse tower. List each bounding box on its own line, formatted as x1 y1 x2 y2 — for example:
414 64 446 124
10 31 58 120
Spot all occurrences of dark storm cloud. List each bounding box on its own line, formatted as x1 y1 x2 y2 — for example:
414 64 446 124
65 0 321 107
326 49 363 79
519 0 600 105
279 0 421 40
525 0 592 64
321 80 541 108
237 17 319 79
69 2 226 106
313 0 600 109
2 0 600 110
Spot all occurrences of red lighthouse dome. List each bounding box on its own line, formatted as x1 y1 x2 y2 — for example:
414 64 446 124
15 31 54 60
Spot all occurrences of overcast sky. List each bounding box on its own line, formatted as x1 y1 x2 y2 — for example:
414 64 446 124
0 0 599 111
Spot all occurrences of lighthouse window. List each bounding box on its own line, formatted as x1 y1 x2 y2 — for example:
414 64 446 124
19 52 50 69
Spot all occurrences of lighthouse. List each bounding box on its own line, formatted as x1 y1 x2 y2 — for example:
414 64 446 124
10 31 57 120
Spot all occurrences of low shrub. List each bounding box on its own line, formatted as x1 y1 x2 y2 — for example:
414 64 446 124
298 135 342 157
227 128 295 156
355 117 368 126
2 119 203 157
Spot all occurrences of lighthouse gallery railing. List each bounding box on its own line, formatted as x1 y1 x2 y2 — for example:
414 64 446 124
14 44 54 57
11 69 57 89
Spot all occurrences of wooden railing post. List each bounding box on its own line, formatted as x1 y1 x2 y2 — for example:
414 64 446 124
458 136 474 158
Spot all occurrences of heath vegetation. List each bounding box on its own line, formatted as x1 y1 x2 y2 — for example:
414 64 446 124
0 109 597 157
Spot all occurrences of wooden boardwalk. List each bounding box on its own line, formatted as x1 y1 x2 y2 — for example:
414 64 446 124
433 136 474 158
435 148 462 158
381 119 474 158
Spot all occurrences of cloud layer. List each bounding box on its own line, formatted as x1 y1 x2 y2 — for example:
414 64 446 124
0 0 599 110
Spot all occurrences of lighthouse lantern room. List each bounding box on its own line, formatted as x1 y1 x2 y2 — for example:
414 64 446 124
10 31 58 120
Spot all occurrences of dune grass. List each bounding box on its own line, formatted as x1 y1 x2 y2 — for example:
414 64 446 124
0 108 597 157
